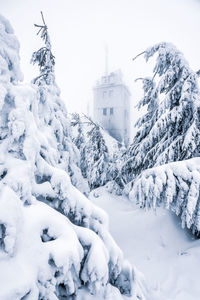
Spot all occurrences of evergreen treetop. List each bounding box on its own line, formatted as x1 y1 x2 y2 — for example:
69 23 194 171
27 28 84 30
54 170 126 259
120 42 200 187
31 11 55 85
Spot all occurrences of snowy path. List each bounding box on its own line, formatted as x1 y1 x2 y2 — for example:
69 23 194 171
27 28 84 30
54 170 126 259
90 187 200 300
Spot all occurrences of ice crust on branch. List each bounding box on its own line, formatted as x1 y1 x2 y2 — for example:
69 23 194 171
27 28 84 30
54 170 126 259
0 15 145 299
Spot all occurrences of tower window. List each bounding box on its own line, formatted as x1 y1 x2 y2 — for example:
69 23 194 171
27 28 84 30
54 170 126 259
103 91 107 98
109 75 114 84
109 90 113 97
102 76 107 84
110 107 114 115
103 108 107 115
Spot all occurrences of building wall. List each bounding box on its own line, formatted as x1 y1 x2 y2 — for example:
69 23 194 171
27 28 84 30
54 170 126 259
93 71 131 145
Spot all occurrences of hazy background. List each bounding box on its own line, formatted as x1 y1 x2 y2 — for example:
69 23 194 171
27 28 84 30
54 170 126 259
1 0 200 136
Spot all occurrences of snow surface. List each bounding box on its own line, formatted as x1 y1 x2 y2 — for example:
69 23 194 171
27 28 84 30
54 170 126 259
90 187 200 300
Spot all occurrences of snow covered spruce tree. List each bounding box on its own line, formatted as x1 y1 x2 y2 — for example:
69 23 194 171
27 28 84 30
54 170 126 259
31 12 89 195
71 113 88 179
0 14 146 299
119 42 200 190
71 113 85 150
72 114 115 190
85 119 109 190
126 43 200 236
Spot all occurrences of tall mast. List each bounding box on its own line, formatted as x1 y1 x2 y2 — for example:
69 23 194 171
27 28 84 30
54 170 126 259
105 44 108 77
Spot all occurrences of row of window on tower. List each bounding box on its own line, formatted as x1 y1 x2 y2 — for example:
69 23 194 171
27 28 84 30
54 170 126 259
103 107 114 116
103 89 113 98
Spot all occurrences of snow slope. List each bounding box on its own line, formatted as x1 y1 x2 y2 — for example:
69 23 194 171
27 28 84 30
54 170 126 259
90 187 200 300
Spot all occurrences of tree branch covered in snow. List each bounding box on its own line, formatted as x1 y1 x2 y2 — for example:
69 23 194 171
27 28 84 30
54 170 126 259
117 42 200 191
129 158 200 235
31 12 55 85
0 14 145 299
31 13 89 196
71 113 121 191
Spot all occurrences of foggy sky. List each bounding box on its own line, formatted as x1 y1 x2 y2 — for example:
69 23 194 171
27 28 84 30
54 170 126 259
1 0 200 135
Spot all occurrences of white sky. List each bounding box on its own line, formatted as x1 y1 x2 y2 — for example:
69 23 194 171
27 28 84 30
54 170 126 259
1 0 200 132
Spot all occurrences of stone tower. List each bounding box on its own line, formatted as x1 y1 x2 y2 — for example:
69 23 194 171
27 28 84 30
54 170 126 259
93 70 131 145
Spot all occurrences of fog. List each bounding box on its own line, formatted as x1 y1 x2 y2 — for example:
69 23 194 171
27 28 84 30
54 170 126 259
1 0 200 129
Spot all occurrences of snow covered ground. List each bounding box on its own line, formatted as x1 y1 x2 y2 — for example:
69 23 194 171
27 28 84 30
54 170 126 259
90 187 200 300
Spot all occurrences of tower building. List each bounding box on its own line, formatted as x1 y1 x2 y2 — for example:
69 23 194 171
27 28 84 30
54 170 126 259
93 70 131 146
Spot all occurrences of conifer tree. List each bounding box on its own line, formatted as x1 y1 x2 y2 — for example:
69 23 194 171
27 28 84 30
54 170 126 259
71 113 85 150
120 42 200 188
71 113 88 180
86 121 109 189
31 12 88 194
74 115 110 190
71 114 122 191
0 14 145 300
31 11 55 85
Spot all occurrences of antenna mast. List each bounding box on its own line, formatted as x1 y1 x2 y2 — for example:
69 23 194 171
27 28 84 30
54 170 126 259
105 44 108 76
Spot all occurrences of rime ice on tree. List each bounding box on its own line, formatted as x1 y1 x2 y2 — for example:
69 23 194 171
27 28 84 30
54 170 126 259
31 12 55 85
125 43 200 237
130 157 200 235
0 14 145 300
71 114 116 190
119 42 200 190
31 12 89 195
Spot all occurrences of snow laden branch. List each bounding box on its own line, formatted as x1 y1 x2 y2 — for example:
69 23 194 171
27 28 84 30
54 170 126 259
0 15 145 299
30 12 89 195
129 158 200 235
116 42 200 191
71 113 121 191
31 12 55 85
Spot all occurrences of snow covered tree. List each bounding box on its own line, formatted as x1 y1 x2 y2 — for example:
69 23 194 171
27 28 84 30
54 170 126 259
71 114 119 191
79 115 112 190
71 113 88 179
129 157 200 236
0 14 146 299
71 113 85 150
31 11 55 85
119 42 200 189
122 77 158 181
86 122 109 190
31 12 89 195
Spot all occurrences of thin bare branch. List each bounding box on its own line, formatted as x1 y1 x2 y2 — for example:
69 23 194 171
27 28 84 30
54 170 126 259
152 70 158 81
82 113 104 130
135 77 144 82
82 113 97 126
36 27 43 36
132 51 146 62
41 11 46 26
